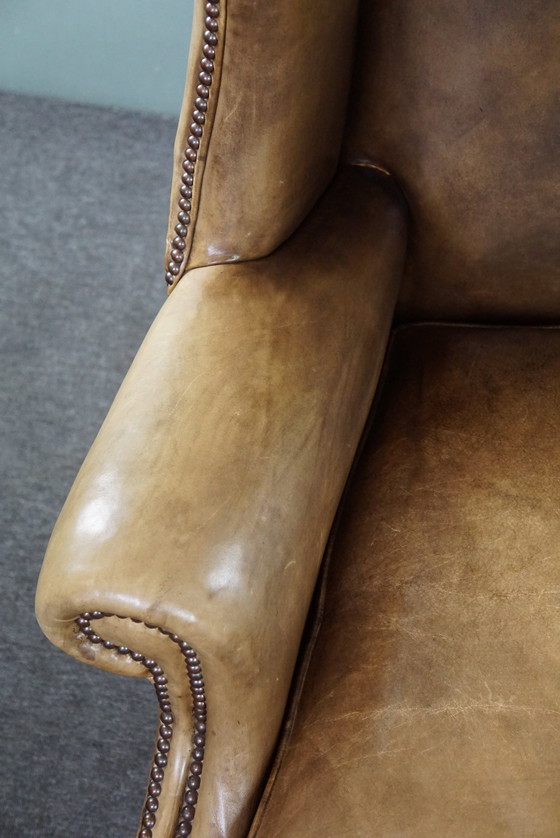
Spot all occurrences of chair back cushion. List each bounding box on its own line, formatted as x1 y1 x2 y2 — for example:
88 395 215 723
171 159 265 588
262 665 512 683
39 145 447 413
345 0 560 322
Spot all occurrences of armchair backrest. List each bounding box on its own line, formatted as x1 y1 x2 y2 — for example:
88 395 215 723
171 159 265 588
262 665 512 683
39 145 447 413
344 0 560 323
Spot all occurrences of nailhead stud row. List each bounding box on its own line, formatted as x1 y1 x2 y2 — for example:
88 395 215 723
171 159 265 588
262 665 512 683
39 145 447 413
75 612 207 838
165 1 221 288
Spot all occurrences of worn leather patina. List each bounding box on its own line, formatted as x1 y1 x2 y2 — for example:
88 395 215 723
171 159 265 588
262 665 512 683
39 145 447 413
250 326 560 837
36 0 560 835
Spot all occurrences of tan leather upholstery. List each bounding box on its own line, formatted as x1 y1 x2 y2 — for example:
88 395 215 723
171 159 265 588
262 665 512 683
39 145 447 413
35 0 560 834
250 325 560 838
345 0 560 322
36 168 406 837
167 0 360 284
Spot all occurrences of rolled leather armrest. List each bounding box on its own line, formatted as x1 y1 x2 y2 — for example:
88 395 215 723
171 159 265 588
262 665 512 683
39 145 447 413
36 166 407 838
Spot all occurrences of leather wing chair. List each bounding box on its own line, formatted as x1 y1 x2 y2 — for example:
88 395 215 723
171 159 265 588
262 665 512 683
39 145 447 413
36 1 560 836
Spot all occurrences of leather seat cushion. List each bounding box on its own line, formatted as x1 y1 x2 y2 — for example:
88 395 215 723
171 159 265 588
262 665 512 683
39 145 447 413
250 324 560 837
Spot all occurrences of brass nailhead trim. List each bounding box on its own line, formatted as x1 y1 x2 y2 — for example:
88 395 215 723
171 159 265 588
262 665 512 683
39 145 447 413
75 611 207 838
165 1 221 289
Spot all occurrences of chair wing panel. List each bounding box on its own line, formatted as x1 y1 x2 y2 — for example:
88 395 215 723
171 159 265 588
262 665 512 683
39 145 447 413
165 0 361 290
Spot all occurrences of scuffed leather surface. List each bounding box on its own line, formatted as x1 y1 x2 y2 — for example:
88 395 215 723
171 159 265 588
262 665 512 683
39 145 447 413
171 0 360 271
346 0 560 321
251 325 560 838
36 167 406 838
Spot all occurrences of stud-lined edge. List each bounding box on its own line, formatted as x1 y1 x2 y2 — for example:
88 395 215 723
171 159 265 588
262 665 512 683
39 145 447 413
75 611 207 838
165 1 222 291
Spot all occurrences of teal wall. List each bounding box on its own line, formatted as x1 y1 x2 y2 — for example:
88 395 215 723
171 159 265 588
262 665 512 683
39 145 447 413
0 0 194 115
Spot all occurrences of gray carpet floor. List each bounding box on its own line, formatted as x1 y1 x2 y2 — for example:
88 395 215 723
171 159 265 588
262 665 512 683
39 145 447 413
0 90 177 836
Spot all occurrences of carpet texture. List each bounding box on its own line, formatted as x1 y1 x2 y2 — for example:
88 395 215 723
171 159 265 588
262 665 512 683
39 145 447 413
0 90 177 836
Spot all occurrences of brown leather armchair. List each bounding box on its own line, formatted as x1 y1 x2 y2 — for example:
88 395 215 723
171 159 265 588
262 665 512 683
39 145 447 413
36 1 560 836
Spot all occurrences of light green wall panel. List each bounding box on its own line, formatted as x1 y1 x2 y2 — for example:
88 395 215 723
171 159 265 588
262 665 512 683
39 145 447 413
0 0 194 115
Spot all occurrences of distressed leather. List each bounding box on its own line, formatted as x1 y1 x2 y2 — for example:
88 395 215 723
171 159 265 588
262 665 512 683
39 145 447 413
36 0 560 834
250 326 560 838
